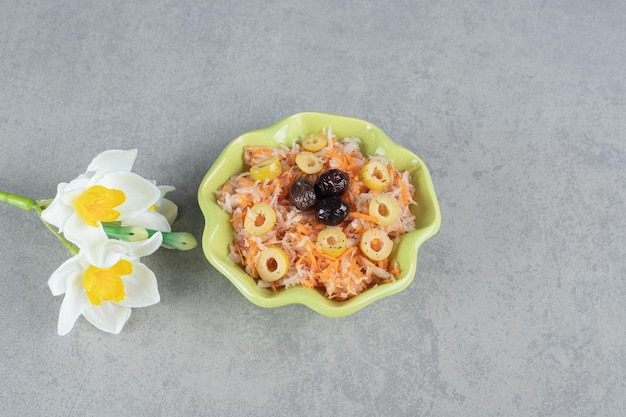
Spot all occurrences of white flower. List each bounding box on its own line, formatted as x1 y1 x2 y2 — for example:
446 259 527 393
48 232 163 335
41 149 173 261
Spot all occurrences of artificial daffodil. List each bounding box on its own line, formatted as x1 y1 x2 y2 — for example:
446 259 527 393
2 148 196 335
48 232 163 335
41 149 173 262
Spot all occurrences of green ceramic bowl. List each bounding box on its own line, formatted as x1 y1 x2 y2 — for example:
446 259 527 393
198 112 441 317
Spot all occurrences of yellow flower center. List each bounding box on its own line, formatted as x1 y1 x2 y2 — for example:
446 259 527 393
74 185 126 226
83 260 132 305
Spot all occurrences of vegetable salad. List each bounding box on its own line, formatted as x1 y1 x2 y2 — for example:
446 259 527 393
216 130 417 300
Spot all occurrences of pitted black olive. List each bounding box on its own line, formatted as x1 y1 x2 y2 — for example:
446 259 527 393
314 196 349 225
314 169 350 198
289 177 317 210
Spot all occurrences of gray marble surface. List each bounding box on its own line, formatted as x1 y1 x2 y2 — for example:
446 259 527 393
1 1 625 416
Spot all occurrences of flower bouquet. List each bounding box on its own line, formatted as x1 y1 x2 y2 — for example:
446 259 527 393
1 149 196 335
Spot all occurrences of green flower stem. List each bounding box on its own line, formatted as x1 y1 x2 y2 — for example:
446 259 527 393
0 189 78 255
102 223 197 250
147 229 198 250
0 191 37 211
102 224 149 242
33 202 79 256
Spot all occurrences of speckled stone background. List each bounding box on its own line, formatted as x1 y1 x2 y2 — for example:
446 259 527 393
1 1 624 416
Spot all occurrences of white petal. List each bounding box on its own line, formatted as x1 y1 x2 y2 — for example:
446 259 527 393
158 185 176 196
83 302 131 334
63 213 109 253
57 273 89 336
48 255 85 295
117 263 160 308
84 232 163 266
87 149 137 174
156 185 178 225
41 183 74 231
97 172 160 219
82 239 138 266
125 232 163 258
122 210 171 232
60 173 92 204
158 198 178 226
82 239 135 267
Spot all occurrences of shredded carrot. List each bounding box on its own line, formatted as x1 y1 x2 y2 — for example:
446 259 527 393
239 177 256 187
246 147 275 165
397 170 409 207
348 211 379 224
295 224 311 235
229 210 246 224
238 192 254 207
234 242 245 265
389 262 400 276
